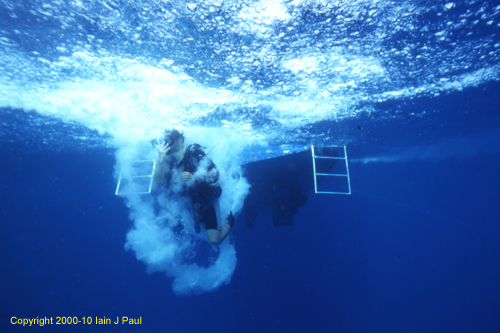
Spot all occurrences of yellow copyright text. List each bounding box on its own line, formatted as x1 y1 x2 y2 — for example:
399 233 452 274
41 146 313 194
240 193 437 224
10 316 142 326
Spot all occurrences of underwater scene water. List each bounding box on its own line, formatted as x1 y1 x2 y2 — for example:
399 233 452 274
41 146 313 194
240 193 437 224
1 0 500 332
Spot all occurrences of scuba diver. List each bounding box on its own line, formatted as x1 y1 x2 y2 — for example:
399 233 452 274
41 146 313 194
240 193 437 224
152 129 234 245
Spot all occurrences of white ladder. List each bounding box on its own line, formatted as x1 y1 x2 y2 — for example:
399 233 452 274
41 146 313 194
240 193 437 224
311 146 351 195
115 159 156 195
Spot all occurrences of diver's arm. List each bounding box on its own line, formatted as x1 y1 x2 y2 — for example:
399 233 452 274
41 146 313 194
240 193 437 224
153 142 171 187
196 161 219 183
181 168 218 182
207 168 219 182
205 154 219 182
180 172 194 181
153 161 166 187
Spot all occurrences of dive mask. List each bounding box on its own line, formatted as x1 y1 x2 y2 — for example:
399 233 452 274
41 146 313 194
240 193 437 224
151 136 173 149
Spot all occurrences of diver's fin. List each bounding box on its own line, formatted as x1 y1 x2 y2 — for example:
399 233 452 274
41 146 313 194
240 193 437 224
227 211 235 228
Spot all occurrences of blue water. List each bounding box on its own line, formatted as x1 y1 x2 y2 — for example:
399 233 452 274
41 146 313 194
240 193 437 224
1 0 500 332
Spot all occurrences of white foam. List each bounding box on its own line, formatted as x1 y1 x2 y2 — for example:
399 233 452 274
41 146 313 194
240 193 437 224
1 0 500 143
115 127 250 295
351 130 500 164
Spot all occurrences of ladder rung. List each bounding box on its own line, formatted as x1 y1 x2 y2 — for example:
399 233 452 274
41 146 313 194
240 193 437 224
317 191 351 195
314 156 346 160
316 173 348 177
130 175 153 179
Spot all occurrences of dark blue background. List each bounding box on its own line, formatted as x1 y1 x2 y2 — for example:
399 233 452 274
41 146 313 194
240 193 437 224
1 84 500 333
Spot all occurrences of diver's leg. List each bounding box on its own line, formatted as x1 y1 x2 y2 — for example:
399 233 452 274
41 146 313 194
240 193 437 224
205 208 235 245
207 224 231 245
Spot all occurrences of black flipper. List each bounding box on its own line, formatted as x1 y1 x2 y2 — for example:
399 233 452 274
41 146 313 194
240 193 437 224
227 211 235 228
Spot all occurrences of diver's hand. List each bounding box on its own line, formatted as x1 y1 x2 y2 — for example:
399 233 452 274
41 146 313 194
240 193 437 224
158 142 171 162
181 172 195 181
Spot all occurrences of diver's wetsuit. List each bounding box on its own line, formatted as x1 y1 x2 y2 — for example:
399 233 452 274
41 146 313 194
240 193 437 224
165 144 222 230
